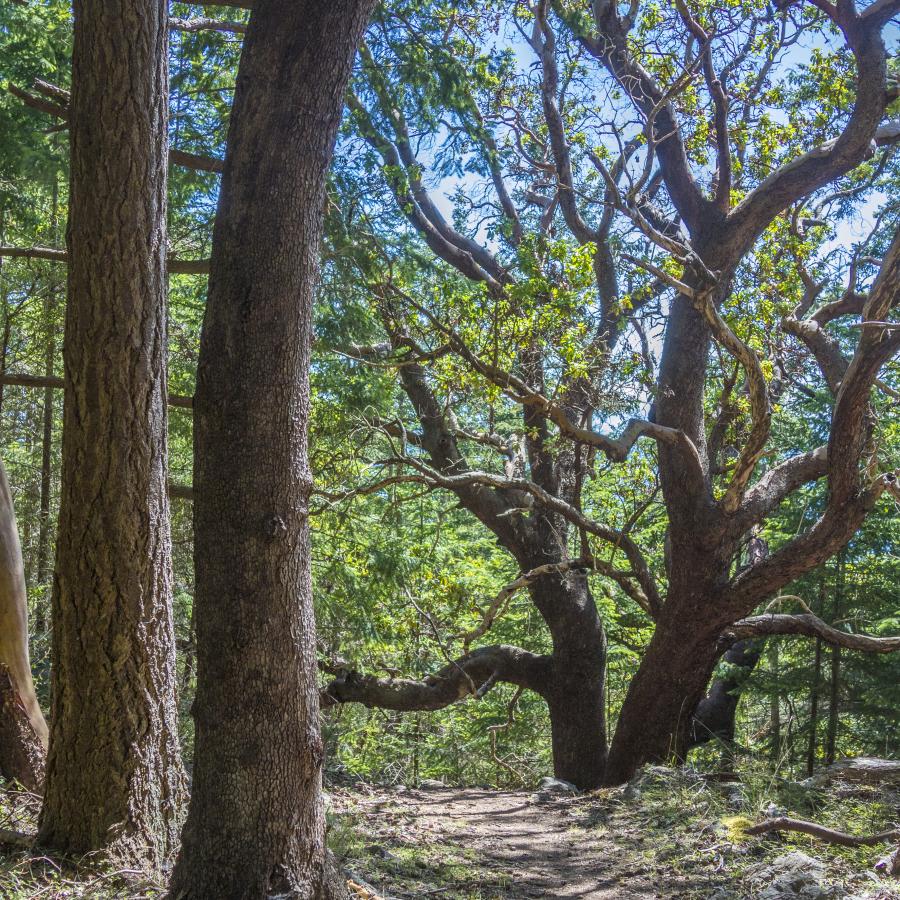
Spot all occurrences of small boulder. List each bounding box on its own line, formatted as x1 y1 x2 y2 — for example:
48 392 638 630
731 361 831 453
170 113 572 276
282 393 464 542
417 778 445 789
537 777 579 794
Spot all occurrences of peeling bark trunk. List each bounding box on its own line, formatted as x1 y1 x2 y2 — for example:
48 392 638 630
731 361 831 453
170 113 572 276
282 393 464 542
37 0 185 868
0 457 47 791
0 665 44 792
168 2 376 897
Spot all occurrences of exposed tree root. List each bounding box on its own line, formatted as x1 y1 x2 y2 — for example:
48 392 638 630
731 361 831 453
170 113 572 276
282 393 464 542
748 816 900 878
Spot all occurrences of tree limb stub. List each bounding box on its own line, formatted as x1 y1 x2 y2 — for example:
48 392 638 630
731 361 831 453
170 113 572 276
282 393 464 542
0 246 209 275
8 83 224 174
0 373 193 410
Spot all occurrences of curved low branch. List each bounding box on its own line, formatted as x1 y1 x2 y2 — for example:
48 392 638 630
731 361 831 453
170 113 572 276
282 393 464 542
321 644 551 710
729 612 900 653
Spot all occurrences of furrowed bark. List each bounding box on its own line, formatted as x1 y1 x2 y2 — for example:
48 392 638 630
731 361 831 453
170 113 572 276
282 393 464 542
37 0 186 868
168 1 377 897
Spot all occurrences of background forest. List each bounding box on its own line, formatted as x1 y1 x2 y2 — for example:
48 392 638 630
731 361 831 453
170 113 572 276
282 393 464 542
0 0 900 896
0 0 899 792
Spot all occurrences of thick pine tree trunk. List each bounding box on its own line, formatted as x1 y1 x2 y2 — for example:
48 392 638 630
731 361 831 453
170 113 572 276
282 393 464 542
37 0 185 867
530 571 608 789
168 2 376 897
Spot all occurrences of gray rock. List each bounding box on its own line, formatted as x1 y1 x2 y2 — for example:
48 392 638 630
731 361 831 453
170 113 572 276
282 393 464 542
417 778 445 789
763 801 788 818
749 851 845 899
537 776 579 794
721 781 745 811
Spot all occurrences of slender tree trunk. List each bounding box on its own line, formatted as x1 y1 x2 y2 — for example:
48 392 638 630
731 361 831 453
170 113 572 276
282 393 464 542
769 641 782 762
36 180 60 596
168 2 376 897
806 576 826 777
825 554 845 766
0 457 48 791
691 639 762 747
0 302 11 423
37 0 185 868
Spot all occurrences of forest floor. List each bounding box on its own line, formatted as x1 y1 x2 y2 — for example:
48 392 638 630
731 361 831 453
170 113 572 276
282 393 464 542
329 767 900 900
1 766 899 898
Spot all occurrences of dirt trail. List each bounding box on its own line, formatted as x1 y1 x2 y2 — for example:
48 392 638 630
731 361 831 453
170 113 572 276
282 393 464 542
332 784 720 899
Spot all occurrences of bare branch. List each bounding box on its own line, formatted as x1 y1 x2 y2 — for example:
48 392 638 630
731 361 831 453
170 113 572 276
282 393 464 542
395 288 705 495
729 612 900 653
531 3 599 245
169 148 225 174
723 19 893 262
733 446 828 533
8 82 224 174
461 559 591 651
170 17 246 35
348 94 505 293
554 0 713 236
